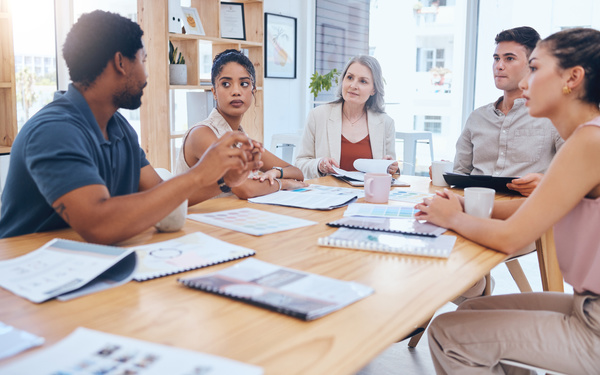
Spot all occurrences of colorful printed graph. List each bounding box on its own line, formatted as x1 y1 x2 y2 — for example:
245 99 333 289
343 203 419 219
188 208 317 236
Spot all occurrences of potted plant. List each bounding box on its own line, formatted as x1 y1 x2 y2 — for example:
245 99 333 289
308 68 340 99
169 41 187 85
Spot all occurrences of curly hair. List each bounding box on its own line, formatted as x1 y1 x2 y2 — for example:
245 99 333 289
211 49 256 89
540 28 600 107
62 10 144 87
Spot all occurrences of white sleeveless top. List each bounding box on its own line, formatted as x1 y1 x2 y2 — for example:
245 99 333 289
174 108 246 199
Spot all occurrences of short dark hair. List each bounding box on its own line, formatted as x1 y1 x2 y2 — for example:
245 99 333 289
62 10 144 87
540 27 600 106
495 26 540 57
211 49 256 89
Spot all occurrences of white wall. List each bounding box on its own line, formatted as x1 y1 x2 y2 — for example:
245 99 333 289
263 0 315 151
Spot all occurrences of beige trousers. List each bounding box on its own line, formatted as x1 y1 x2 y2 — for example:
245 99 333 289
453 243 535 305
428 292 600 374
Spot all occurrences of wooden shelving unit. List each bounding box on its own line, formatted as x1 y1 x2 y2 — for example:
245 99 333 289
137 0 264 170
0 0 17 150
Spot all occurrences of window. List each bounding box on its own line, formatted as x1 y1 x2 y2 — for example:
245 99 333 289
474 0 600 109
314 0 371 103
12 0 138 133
12 0 57 130
416 48 445 72
370 0 466 174
424 115 442 133
371 0 600 176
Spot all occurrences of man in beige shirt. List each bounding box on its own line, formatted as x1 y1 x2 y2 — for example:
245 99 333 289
432 26 563 197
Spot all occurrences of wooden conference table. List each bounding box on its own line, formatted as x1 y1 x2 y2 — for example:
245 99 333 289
0 175 509 374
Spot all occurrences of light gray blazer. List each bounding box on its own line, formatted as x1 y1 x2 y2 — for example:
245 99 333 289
295 102 396 179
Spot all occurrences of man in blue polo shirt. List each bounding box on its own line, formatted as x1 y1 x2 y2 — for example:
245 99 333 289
0 10 261 244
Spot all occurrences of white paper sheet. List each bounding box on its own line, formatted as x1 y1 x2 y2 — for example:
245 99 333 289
0 322 44 361
0 327 262 375
0 239 136 303
188 208 317 236
248 185 360 210
353 158 396 174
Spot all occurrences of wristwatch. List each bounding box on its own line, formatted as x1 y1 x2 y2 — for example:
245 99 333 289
272 166 283 178
217 177 231 193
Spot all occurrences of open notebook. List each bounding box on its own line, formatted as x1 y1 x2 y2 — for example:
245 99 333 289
0 239 136 303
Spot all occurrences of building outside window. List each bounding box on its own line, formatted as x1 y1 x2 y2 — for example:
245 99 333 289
12 0 56 130
423 115 443 133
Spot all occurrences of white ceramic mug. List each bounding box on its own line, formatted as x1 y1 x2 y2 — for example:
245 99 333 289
464 187 495 218
364 173 392 203
154 168 188 232
431 160 453 187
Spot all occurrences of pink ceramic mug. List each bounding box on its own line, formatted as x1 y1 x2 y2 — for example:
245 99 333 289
364 173 392 203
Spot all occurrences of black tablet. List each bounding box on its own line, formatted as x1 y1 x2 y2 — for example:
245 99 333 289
442 172 519 193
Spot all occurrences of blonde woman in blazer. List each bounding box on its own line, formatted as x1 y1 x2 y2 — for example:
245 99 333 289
296 55 398 180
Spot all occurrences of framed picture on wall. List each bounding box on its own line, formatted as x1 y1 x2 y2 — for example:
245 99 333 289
264 13 297 79
220 2 246 40
181 6 205 36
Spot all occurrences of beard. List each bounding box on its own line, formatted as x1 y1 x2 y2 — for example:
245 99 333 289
114 80 147 110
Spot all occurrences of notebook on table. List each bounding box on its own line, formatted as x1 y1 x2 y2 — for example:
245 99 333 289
178 258 374 321
247 187 358 210
327 216 446 237
318 228 456 258
132 232 255 281
333 174 410 187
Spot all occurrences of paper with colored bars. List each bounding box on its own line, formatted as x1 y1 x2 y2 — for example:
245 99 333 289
343 203 419 219
388 189 434 204
188 208 317 236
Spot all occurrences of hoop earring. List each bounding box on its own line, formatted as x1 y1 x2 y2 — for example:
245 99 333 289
562 86 572 95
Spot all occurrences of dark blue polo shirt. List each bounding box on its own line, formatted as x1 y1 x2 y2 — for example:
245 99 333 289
0 84 149 238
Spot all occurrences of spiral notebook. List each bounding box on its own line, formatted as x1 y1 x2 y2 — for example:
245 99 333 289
178 258 374 321
327 217 446 237
318 228 456 258
132 232 255 281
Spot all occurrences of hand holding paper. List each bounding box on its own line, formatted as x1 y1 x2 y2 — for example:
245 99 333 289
353 159 397 174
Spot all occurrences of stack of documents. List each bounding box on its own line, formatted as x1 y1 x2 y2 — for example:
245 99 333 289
248 184 359 210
